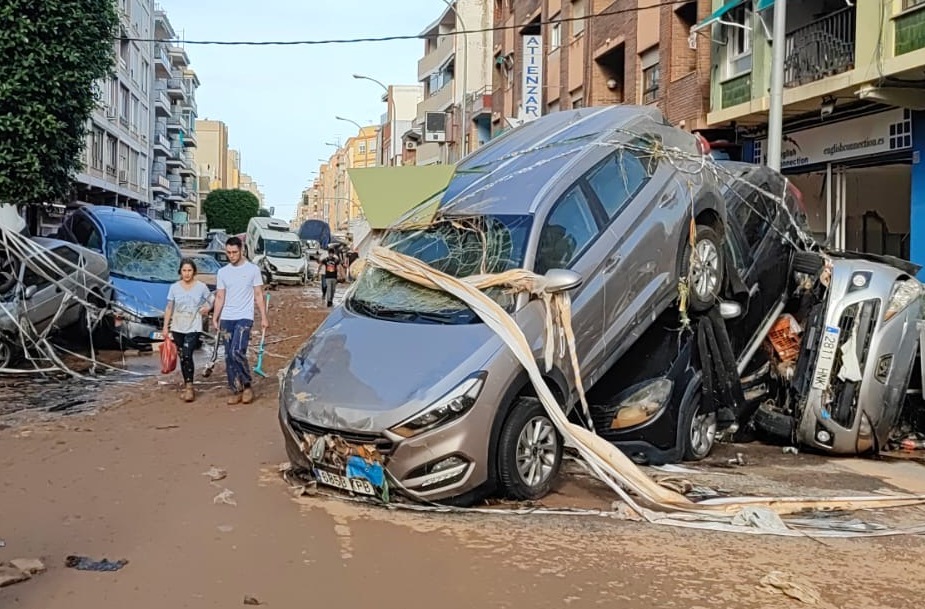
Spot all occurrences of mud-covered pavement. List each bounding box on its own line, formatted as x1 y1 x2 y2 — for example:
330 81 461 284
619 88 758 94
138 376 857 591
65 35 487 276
3 284 925 608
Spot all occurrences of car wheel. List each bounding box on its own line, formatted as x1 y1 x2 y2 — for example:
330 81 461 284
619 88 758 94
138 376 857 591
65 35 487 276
753 402 795 442
682 225 724 312
0 340 13 369
681 397 717 461
497 397 562 500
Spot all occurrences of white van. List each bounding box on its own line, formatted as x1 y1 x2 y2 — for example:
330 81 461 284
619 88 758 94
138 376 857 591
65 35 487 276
245 217 310 285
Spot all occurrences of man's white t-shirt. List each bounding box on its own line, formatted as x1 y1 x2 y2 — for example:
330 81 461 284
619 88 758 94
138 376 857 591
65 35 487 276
217 261 262 321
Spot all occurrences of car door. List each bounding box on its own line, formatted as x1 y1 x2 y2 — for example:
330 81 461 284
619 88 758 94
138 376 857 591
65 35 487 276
590 144 674 363
50 245 85 328
533 183 610 385
725 176 790 355
20 254 62 333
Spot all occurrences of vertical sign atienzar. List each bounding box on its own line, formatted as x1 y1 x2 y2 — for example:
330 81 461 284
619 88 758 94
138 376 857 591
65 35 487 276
521 35 543 122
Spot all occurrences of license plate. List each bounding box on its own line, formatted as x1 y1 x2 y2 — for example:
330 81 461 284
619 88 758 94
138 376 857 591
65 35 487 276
812 325 841 390
150 331 165 340
314 467 376 496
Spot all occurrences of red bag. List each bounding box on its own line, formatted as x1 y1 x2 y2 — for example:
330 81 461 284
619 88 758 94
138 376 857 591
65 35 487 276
160 336 178 374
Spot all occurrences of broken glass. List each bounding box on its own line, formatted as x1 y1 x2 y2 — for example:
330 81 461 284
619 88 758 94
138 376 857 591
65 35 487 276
107 240 180 283
351 214 532 319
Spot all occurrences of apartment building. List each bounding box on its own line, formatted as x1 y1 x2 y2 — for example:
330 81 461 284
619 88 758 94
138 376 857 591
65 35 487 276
701 0 925 266
489 0 709 135
414 0 493 165
70 0 156 236
239 173 266 208
193 119 230 190
150 6 201 239
380 85 424 166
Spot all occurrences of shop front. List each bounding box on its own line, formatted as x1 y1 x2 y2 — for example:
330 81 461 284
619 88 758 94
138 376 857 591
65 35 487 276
750 107 915 263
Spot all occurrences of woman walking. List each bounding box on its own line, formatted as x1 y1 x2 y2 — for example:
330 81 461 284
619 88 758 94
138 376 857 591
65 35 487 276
162 258 213 402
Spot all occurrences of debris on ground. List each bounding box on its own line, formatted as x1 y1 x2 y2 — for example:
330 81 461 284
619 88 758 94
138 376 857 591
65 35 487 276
0 563 31 588
213 488 237 506
65 555 128 572
202 466 228 482
9 558 46 575
782 446 799 455
758 570 822 605
243 595 265 606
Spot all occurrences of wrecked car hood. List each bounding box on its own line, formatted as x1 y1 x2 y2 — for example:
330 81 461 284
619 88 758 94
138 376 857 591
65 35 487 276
110 276 170 318
282 306 506 432
267 256 305 273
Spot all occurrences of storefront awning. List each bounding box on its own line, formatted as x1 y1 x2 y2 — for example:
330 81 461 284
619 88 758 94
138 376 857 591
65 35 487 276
347 165 456 230
691 0 746 32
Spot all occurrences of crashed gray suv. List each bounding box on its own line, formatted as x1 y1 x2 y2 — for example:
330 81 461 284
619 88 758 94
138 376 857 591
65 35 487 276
280 105 727 503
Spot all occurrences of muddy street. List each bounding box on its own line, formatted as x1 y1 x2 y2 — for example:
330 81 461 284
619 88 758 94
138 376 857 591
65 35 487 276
2 285 925 609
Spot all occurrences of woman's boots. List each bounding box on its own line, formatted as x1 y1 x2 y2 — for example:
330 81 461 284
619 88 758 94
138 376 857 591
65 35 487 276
181 382 195 403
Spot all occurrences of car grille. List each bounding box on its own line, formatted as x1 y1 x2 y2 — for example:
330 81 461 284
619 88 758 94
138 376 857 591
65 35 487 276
824 300 879 428
288 416 394 456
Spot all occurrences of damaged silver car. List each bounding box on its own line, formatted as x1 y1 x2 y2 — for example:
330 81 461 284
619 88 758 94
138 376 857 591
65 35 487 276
279 105 729 504
0 238 110 368
754 254 924 454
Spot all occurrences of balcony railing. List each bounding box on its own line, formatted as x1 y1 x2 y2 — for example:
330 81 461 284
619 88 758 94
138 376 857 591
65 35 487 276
784 6 856 88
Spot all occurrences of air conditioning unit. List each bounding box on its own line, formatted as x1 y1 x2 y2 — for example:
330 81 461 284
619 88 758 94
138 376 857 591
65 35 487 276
424 111 448 143
405 141 417 150
118 170 128 184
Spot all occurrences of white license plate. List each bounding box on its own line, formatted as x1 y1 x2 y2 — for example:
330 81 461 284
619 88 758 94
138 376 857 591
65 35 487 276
314 467 376 496
812 325 841 390
150 331 165 340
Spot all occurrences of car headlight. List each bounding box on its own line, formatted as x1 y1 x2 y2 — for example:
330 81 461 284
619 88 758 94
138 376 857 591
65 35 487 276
391 374 485 438
884 279 922 322
610 378 673 430
268 262 278 271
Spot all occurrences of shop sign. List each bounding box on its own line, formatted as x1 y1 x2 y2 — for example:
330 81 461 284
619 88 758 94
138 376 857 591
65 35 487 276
753 108 913 170
521 35 543 122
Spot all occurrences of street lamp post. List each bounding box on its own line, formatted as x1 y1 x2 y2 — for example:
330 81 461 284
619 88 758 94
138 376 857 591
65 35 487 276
335 115 365 132
352 73 388 94
439 0 468 157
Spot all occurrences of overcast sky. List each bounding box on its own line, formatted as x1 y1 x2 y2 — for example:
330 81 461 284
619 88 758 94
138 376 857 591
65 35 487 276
157 0 441 220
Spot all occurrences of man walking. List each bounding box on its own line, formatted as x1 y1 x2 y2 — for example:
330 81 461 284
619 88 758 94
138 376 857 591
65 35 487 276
213 236 269 404
318 250 339 307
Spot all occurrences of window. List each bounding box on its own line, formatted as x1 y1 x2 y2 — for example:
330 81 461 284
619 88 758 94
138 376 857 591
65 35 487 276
535 186 599 274
571 0 586 35
640 47 660 104
90 128 104 170
550 14 561 50
725 5 752 78
731 186 776 252
140 60 149 93
586 150 649 220
904 0 925 9
359 141 366 154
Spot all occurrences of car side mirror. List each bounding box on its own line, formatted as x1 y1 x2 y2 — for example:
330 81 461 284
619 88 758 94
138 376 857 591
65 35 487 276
719 301 742 320
24 285 37 299
543 269 583 293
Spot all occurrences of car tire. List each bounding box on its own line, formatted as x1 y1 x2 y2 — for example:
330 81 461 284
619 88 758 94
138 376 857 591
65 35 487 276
680 396 717 461
497 397 563 500
682 225 725 313
0 340 14 370
753 402 795 443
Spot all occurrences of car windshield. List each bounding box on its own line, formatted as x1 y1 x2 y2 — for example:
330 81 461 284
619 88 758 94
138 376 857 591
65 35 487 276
107 240 180 283
193 256 222 273
265 239 302 258
349 214 532 324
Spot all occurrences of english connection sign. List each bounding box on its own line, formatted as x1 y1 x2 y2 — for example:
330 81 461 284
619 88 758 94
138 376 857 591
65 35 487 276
521 35 543 122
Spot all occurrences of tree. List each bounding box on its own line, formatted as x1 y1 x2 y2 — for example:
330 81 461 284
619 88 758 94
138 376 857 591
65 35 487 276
0 0 119 206
202 189 260 234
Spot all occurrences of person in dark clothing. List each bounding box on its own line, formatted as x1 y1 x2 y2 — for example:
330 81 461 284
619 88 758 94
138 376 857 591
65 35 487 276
318 251 339 307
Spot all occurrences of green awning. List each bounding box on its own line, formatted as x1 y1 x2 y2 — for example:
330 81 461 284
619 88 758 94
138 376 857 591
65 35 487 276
756 0 773 11
347 165 456 230
691 0 746 32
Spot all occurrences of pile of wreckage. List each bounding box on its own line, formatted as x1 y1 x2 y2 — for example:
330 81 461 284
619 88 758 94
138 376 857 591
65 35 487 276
278 105 925 535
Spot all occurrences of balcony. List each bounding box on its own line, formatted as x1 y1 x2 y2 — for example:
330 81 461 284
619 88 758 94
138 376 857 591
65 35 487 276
166 73 186 100
166 147 184 167
182 129 197 147
784 6 856 88
151 173 170 193
417 83 455 120
466 86 492 118
166 113 183 131
167 44 189 68
417 34 455 82
154 85 170 117
154 44 171 78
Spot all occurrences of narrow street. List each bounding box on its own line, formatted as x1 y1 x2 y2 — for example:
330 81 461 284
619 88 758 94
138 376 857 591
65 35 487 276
1 285 924 609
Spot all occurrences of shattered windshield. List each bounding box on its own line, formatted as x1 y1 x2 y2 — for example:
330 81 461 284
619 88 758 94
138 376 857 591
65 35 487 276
265 239 302 259
107 240 180 283
350 214 532 323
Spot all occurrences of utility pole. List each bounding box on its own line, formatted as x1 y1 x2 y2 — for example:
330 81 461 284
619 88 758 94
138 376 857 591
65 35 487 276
766 0 787 170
